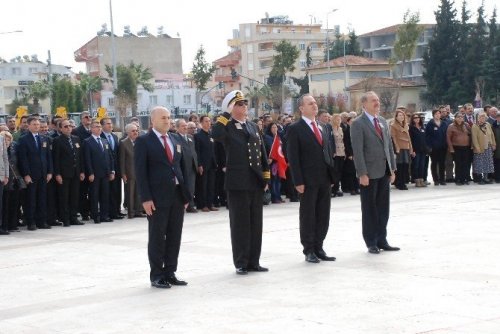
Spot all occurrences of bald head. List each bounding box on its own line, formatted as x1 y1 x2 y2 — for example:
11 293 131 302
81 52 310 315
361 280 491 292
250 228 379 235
150 106 171 134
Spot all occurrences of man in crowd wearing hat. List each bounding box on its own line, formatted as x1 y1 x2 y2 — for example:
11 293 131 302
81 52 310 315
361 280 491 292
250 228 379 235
212 90 271 275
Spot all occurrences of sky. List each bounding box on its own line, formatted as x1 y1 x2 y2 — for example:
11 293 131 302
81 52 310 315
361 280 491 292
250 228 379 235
0 0 494 75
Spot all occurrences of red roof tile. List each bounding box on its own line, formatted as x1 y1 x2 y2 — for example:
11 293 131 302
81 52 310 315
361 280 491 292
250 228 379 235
308 55 389 70
347 77 425 91
359 24 435 37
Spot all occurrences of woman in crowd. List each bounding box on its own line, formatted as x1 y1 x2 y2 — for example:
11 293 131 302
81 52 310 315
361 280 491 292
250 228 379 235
425 109 449 186
341 116 358 195
492 112 500 183
263 122 283 203
446 113 471 185
409 113 427 187
1 131 24 234
471 112 496 184
331 114 346 197
391 110 414 190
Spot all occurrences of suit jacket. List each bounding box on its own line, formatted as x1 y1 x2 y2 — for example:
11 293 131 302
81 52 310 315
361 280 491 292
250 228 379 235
350 112 396 179
84 136 114 178
119 137 136 180
17 133 53 179
194 129 217 170
72 124 92 141
101 132 120 175
212 113 270 190
134 131 190 207
319 121 336 157
53 134 83 178
0 136 9 180
285 118 335 187
175 133 198 175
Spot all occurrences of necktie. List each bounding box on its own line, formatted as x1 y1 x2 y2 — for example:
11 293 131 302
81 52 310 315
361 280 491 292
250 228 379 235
96 137 104 151
107 134 114 150
311 121 323 145
35 135 41 150
161 135 173 163
373 118 383 138
68 136 74 149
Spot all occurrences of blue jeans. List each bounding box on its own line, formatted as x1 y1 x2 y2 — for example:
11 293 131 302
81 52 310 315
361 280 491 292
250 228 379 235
412 152 426 179
270 175 281 202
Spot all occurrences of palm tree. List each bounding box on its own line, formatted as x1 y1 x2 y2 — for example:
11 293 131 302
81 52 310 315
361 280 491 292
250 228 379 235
28 81 50 113
244 85 261 115
79 72 103 111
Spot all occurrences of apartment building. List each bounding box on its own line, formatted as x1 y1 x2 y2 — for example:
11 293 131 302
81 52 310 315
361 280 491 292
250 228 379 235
359 24 435 83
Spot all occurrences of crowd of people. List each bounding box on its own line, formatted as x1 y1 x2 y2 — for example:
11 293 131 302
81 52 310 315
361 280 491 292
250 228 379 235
0 100 498 238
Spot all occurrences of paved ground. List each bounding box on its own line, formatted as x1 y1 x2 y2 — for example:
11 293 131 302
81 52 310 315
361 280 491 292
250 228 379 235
1 183 499 334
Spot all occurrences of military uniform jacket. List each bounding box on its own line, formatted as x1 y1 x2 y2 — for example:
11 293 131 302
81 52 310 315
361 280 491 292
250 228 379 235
212 112 270 190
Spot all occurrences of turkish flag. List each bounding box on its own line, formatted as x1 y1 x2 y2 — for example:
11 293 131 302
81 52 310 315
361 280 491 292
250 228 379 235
269 135 288 179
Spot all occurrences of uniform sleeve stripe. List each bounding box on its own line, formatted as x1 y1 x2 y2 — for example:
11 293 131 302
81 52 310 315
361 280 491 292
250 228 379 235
217 116 229 126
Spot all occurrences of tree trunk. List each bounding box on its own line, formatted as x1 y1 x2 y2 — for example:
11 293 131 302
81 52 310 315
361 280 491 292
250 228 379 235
393 61 405 111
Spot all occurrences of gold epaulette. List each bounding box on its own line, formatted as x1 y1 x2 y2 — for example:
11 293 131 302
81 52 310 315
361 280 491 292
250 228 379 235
217 115 229 126
263 171 271 180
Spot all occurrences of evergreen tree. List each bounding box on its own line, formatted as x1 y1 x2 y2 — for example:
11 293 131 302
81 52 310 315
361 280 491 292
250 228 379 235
450 0 472 104
423 0 461 106
483 8 500 104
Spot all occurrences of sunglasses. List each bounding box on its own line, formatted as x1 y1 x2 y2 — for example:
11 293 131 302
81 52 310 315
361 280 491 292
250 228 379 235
83 115 91 119
62 125 71 128
235 101 248 107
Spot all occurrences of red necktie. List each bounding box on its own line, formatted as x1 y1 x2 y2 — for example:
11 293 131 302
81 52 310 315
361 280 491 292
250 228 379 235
373 118 383 138
311 121 323 145
161 135 173 163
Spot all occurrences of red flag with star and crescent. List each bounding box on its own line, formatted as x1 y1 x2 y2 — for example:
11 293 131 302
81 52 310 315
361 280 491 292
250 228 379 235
269 135 288 179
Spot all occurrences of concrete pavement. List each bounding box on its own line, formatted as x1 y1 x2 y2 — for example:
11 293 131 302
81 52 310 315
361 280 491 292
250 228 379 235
1 183 499 333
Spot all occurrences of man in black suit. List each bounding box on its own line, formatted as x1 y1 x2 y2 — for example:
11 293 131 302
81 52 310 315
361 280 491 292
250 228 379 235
212 90 271 275
350 91 399 254
194 115 218 212
84 120 115 224
286 94 337 263
100 117 124 220
53 119 85 227
175 118 198 213
17 116 53 230
135 106 190 289
72 111 93 220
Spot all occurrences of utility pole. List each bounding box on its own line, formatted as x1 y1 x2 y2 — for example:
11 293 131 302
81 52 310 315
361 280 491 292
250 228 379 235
109 0 117 91
47 50 53 114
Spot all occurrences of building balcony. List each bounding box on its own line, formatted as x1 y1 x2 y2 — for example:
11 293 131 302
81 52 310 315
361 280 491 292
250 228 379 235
214 75 238 83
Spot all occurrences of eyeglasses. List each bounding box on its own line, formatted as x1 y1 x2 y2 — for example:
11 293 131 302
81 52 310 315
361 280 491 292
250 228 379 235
235 101 248 107
62 125 71 128
83 115 91 119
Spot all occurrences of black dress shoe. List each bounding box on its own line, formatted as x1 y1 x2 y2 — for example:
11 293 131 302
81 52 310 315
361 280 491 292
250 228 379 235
368 246 380 254
186 207 198 213
166 275 188 286
49 221 62 226
379 245 400 251
81 216 90 221
336 191 344 197
101 218 113 223
151 279 171 289
28 225 37 231
439 181 447 186
0 230 10 235
247 265 269 272
63 223 71 227
111 216 123 220
93 218 101 224
71 220 84 225
315 251 336 261
305 252 320 263
235 267 248 275
134 213 146 218
38 224 51 229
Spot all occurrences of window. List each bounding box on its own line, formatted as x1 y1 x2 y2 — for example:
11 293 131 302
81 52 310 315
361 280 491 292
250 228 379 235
299 60 307 69
183 95 191 105
247 44 253 54
29 67 38 75
11 67 21 76
248 62 254 71
108 97 115 106
291 28 296 33
306 29 312 34
260 27 268 34
273 28 280 34
166 95 173 105
149 95 157 105
299 43 306 50
245 27 251 38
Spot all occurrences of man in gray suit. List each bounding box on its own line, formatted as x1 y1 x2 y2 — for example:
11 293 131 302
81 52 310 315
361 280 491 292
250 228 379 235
119 123 144 219
350 91 400 254
176 119 198 213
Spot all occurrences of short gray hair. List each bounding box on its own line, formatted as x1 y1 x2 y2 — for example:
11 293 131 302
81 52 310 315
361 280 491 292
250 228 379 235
175 118 186 128
124 123 138 134
297 93 313 108
361 91 377 104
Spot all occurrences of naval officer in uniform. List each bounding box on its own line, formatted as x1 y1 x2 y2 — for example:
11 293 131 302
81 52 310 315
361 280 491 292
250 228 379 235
212 90 271 275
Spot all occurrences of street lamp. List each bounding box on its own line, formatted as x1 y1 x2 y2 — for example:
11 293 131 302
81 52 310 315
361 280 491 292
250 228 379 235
343 23 352 110
326 9 338 97
109 0 117 91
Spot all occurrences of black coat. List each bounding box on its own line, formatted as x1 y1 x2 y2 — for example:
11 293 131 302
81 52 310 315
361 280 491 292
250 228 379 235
53 134 83 178
194 129 217 170
72 124 92 141
134 131 190 206
84 136 114 178
286 118 335 186
17 133 53 179
101 132 120 175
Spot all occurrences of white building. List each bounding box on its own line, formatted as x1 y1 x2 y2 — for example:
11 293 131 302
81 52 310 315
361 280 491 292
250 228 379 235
0 60 73 114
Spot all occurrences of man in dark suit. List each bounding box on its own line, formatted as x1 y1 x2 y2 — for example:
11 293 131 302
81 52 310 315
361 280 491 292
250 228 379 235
175 118 198 213
72 111 93 220
17 116 53 230
119 123 143 219
135 106 190 289
286 94 337 263
350 91 400 254
194 115 218 212
213 90 271 275
53 119 85 226
84 120 115 224
100 117 124 220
